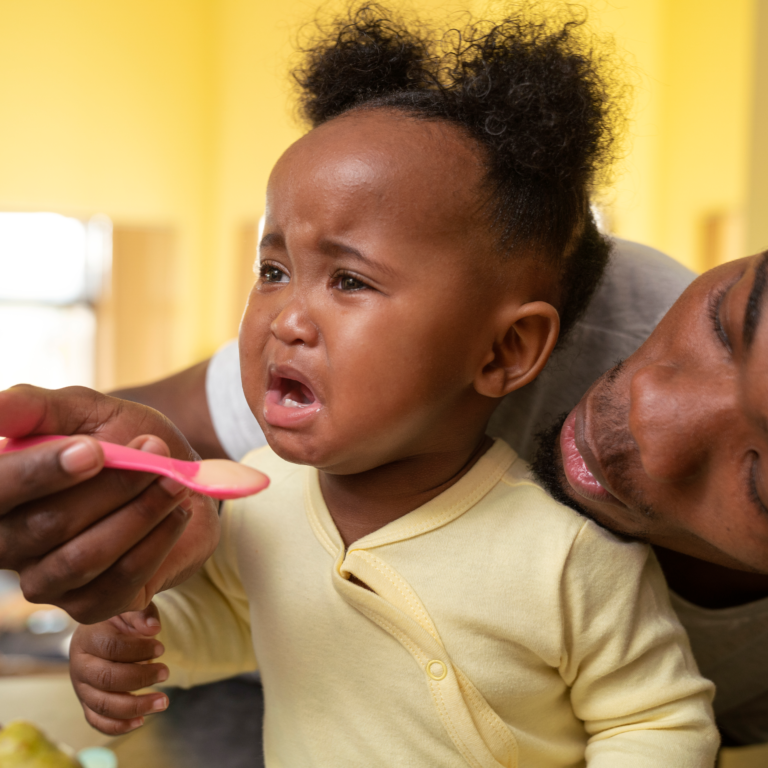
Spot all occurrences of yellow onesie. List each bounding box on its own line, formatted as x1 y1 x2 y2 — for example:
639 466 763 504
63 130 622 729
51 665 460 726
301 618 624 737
155 439 718 767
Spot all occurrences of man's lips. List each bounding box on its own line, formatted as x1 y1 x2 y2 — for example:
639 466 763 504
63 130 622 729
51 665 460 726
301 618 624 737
559 409 622 506
263 366 323 428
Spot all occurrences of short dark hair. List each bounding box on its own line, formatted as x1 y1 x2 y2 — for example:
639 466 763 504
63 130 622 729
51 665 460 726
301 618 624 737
292 4 625 340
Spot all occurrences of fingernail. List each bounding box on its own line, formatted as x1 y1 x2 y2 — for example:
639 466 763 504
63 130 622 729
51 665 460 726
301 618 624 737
139 436 166 454
152 696 168 712
145 616 160 629
178 496 194 513
156 668 169 684
60 441 100 474
129 717 144 729
153 642 164 658
158 476 187 497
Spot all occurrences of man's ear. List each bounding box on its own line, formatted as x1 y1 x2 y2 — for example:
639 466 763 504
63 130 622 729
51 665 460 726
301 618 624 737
474 302 560 398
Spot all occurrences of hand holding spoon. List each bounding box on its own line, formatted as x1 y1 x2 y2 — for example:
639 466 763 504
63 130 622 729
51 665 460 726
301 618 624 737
0 435 269 500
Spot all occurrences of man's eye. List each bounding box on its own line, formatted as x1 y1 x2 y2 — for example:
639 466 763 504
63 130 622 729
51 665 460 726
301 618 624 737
749 457 768 516
708 285 732 352
259 264 288 283
335 274 368 292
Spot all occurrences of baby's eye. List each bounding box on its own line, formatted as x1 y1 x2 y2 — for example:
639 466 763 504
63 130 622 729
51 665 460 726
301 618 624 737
334 274 368 292
259 263 289 283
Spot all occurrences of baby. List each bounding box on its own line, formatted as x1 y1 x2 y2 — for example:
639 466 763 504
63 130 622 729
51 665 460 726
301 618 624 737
69 7 718 766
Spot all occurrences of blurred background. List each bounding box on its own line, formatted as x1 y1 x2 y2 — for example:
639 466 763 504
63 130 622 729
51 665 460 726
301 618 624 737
0 0 767 761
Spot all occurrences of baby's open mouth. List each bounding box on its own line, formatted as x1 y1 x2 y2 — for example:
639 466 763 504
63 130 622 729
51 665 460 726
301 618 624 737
275 377 316 408
263 370 322 427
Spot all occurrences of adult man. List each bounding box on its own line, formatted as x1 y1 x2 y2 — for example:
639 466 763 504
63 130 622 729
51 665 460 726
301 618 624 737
1 238 765 744
531 250 768 745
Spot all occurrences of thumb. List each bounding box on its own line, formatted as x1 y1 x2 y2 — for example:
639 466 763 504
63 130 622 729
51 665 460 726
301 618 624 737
108 602 162 637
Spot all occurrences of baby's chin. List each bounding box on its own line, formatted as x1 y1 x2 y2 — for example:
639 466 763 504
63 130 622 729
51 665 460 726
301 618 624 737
253 400 426 474
261 428 384 475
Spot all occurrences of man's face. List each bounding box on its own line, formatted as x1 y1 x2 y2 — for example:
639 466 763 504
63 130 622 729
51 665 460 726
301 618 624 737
239 110 539 474
534 252 768 573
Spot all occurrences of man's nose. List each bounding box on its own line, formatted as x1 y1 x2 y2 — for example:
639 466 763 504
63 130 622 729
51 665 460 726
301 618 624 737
270 290 319 347
628 363 732 483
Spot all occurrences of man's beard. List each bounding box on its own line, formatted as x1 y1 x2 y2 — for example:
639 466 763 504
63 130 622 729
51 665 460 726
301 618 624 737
530 412 593 519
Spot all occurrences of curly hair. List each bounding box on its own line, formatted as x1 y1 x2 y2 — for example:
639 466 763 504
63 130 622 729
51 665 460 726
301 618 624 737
292 4 626 341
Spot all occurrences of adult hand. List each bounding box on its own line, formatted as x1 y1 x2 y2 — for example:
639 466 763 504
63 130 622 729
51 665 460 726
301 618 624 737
0 384 219 624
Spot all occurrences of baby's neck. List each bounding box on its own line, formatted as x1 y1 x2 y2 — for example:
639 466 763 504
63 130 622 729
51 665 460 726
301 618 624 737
320 434 493 548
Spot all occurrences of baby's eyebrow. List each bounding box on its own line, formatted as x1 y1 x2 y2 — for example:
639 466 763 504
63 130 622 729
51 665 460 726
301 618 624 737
258 232 398 279
317 238 398 278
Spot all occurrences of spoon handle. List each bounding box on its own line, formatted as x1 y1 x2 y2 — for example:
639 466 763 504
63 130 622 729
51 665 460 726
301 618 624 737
98 442 198 480
0 435 197 481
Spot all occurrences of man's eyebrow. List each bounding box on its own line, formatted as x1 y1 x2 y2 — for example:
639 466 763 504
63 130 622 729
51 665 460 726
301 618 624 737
743 250 768 351
259 232 283 250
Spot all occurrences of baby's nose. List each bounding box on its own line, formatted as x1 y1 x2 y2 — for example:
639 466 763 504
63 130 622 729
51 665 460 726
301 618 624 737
270 295 318 347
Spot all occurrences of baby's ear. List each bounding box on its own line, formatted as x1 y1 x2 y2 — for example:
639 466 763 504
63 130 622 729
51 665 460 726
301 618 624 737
474 302 559 398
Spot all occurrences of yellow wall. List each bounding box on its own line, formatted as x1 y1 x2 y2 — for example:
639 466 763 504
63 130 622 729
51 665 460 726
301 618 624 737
576 0 755 271
654 0 755 270
747 0 768 254
578 0 666 251
0 0 761 375
0 0 216 370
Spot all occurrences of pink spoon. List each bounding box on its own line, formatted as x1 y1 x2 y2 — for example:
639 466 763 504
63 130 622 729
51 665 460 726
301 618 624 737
0 435 269 500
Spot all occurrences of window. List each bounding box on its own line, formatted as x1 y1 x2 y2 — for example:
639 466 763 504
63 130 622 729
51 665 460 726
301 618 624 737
0 213 111 391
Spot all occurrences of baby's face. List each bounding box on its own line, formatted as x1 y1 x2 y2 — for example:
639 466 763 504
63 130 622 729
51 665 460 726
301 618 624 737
240 111 526 473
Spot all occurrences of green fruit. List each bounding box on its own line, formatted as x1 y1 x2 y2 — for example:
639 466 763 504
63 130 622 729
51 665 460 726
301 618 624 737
0 722 81 768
